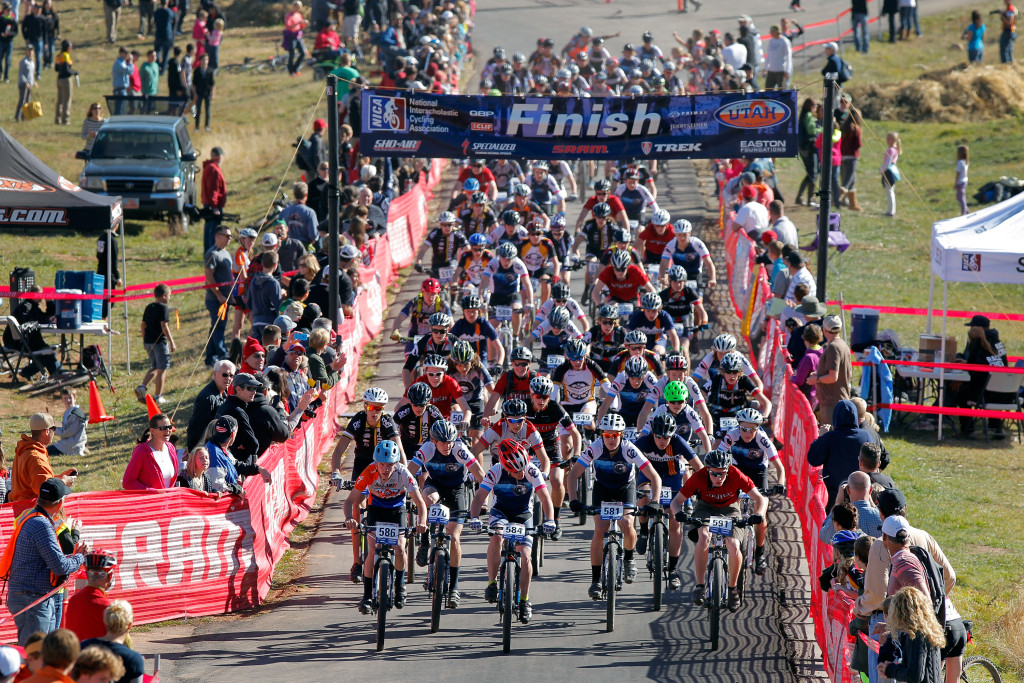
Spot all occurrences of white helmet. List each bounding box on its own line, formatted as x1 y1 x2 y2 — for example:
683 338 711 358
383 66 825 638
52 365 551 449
363 387 388 404
712 333 737 353
652 209 671 226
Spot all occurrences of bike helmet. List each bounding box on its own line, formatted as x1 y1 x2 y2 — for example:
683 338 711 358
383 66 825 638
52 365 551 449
497 242 518 259
599 413 627 433
551 282 571 301
471 191 488 205
624 330 647 346
640 292 663 310
592 202 612 218
650 412 677 438
624 43 635 52
373 439 401 463
735 407 764 425
430 419 459 443
421 278 442 294
530 375 554 397
576 50 589 61
499 63 514 76
438 211 457 224
712 333 737 353
630 68 644 79
624 167 642 180
512 184 532 199
84 549 118 572
422 354 449 371
527 217 545 233
594 179 612 193
513 52 526 64
428 311 453 328
568 63 581 77
510 346 533 362
550 212 567 228
535 74 549 86
652 209 671 226
719 351 744 374
642 31 654 43
498 438 530 474
533 160 549 171
610 250 632 271
543 37 555 48
595 70 608 81
598 304 618 320
548 306 570 329
663 380 689 403
628 84 645 96
493 46 507 60
674 218 693 234
502 398 528 417
703 449 733 470
450 340 474 365
612 227 631 243
592 36 605 47
653 76 666 88
555 68 572 81
460 293 482 310
468 232 488 247
667 265 687 282
625 355 648 378
463 178 480 192
363 387 389 404
407 381 432 406
564 337 588 362
580 25 594 37
501 210 522 227
665 354 689 371
239 227 257 239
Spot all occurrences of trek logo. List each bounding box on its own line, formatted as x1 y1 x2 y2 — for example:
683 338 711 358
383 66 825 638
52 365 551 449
649 142 703 154
367 95 408 133
470 122 495 132
0 176 55 192
373 139 421 152
714 99 791 129
961 253 982 272
641 141 652 155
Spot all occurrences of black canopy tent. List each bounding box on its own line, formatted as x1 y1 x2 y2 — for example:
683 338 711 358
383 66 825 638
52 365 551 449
0 126 129 368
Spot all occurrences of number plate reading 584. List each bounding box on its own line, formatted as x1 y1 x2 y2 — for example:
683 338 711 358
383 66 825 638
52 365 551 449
375 522 400 546
601 502 624 521
502 523 527 542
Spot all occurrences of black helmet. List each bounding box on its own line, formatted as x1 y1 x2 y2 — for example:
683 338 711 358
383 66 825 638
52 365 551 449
407 382 433 406
461 294 482 309
551 281 571 300
430 419 459 443
598 304 618 320
543 37 555 48
612 227 631 243
565 337 588 361
650 412 677 438
501 210 522 228
592 202 611 218
510 346 533 362
502 398 528 417
493 46 507 60
594 179 612 192
642 31 654 43
471 191 488 204
704 449 733 469
548 306 570 329
499 63 514 75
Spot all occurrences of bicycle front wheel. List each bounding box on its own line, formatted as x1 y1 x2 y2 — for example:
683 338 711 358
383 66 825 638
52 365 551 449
709 555 724 651
502 560 514 654
961 655 1002 683
376 562 392 651
605 545 617 633
430 551 447 633
652 525 664 611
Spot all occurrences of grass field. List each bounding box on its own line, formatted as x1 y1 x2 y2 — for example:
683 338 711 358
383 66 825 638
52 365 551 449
777 4 1024 677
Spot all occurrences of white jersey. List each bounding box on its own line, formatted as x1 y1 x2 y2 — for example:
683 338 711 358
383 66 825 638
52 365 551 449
720 427 778 469
531 319 584 340
692 351 757 384
640 403 706 443
654 374 706 407
487 224 530 246
661 235 710 260
608 370 662 404
578 438 650 486
534 296 587 325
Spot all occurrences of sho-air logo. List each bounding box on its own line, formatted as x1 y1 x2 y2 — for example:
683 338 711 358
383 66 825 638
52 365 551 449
714 99 791 129
641 141 652 155
367 95 408 132
961 253 982 272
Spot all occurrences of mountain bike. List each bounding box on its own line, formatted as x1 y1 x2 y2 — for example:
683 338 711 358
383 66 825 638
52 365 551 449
358 521 411 651
404 499 418 583
335 480 367 584
682 513 752 651
585 503 627 632
424 503 463 633
530 498 549 575
735 484 786 603
643 488 674 611
490 520 532 654
943 620 1002 682
487 304 516 370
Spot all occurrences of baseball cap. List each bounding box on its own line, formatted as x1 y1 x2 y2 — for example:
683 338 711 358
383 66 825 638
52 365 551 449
261 233 279 247
881 514 911 538
760 229 778 245
214 415 237 434
877 488 907 517
785 251 806 267
287 342 306 354
0 646 21 677
38 477 71 504
340 245 360 260
274 314 296 335
313 118 326 132
232 372 263 390
741 185 758 200
965 314 990 328
211 146 225 157
822 314 843 332
29 412 55 430
285 300 305 322
825 41 838 52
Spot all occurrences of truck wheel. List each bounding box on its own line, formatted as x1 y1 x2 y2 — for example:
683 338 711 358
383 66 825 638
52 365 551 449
169 211 190 236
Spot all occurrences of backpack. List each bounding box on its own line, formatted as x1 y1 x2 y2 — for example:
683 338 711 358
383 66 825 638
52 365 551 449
294 137 314 174
908 545 947 626
838 59 853 84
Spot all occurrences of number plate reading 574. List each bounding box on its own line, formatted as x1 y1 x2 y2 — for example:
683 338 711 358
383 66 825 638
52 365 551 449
375 522 400 546
708 516 733 537
428 504 450 525
502 523 527 542
601 502 624 521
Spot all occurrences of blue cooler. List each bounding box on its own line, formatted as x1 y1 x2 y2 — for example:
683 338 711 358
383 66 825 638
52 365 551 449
56 289 83 330
56 271 104 322
850 308 880 351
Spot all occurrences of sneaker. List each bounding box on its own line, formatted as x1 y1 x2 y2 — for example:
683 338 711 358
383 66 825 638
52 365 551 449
624 559 637 584
668 572 681 590
134 384 147 403
635 530 649 556
447 589 461 609
755 552 768 576
484 583 498 603
350 563 362 584
691 584 705 606
728 587 741 612
394 584 408 609
518 598 533 623
588 581 602 600
551 523 563 541
416 543 429 567
155 395 167 405
357 597 372 614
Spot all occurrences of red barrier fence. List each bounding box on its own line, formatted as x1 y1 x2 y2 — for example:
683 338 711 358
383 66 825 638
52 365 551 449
0 159 445 641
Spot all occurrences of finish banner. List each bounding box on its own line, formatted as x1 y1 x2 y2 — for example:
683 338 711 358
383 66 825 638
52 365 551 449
360 90 799 160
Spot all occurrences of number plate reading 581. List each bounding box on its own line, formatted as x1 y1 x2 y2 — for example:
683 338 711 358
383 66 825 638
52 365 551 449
502 523 527 542
375 522 400 546
601 502 624 521
708 516 733 537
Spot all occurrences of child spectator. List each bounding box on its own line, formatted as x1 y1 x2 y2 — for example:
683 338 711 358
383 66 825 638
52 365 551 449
136 283 175 405
880 131 901 217
962 10 985 62
792 324 824 409
49 387 87 457
954 144 969 216
122 413 179 490
19 631 46 678
247 251 282 339
71 645 125 683
230 227 256 350
175 445 232 494
191 9 207 59
205 16 223 70
278 277 309 316
80 601 145 683
27 629 78 683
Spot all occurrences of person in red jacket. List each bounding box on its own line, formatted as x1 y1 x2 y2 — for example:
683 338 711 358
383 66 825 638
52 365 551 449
201 145 227 255
122 414 180 490
64 551 117 642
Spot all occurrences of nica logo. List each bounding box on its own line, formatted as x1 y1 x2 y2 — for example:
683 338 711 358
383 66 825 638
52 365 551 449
368 95 408 133
961 253 982 272
714 99 791 129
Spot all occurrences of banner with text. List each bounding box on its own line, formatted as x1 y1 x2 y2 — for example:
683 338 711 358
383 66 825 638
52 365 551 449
360 90 799 160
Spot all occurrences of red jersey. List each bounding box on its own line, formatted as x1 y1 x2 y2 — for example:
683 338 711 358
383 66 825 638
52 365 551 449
457 166 496 187
583 194 626 217
639 223 675 259
493 369 536 403
597 264 649 302
680 466 755 508
64 585 111 641
412 374 463 418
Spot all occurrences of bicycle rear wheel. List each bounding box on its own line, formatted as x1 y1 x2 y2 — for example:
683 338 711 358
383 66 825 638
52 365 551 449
376 562 392 651
502 560 514 654
605 545 617 633
430 551 447 633
652 525 664 611
709 555 724 651
961 655 1002 683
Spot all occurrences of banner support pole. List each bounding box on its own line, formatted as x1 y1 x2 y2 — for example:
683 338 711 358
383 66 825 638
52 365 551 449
816 73 837 302
327 75 341 331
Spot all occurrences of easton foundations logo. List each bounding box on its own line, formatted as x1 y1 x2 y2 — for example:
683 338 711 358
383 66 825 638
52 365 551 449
641 141 653 155
367 95 408 132
961 253 982 272
714 99 791 129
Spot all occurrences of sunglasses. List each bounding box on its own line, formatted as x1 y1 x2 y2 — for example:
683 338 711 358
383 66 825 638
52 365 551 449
155 424 174 431
602 431 623 438
532 393 549 400
507 417 524 424
721 370 741 377
431 327 447 334
739 426 757 433
426 371 443 377
614 267 627 273
667 400 683 406
512 361 530 368
365 404 384 412
709 470 728 478
471 247 483 252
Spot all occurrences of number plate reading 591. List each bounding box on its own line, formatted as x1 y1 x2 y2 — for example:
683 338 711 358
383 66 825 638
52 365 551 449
708 516 733 537
601 502 624 521
375 522 400 545
428 504 450 525
502 523 527 542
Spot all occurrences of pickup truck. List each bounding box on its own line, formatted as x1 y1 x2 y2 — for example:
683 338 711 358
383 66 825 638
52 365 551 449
77 115 198 233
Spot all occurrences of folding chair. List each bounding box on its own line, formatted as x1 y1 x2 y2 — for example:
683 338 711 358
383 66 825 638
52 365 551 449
980 371 1024 443
1 317 59 383
0 317 24 377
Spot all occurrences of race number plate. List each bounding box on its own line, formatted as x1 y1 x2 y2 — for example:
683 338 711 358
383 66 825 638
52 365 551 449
547 354 564 368
659 487 674 505
623 427 638 442
588 261 601 276
439 266 455 283
618 303 634 318
600 502 625 521
573 412 594 427
502 523 527 542
708 516 734 537
375 522 400 546
720 417 739 431
646 265 660 281
495 306 513 321
428 504 450 525
450 410 464 424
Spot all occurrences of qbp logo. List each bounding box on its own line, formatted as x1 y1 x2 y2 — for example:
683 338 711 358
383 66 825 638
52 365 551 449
714 99 791 129
368 95 408 132
961 253 982 272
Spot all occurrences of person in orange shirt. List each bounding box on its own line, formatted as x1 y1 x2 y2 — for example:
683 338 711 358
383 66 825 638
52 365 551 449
20 629 77 683
64 551 117 642
9 414 76 504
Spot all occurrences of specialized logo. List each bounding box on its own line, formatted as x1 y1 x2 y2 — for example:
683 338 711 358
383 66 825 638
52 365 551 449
461 138 471 157
0 177 55 192
641 141 653 156
367 94 408 132
373 139 421 151
961 253 982 272
714 99 791 129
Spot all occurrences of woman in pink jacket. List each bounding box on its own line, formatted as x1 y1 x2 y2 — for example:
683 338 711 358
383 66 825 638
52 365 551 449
122 413 180 490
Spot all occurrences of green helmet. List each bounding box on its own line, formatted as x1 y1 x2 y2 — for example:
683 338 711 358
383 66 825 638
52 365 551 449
450 340 474 365
663 380 689 403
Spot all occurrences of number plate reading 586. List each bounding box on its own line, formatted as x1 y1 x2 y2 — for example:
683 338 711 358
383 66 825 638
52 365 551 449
708 516 733 537
601 502 624 521
375 522 400 546
502 523 527 542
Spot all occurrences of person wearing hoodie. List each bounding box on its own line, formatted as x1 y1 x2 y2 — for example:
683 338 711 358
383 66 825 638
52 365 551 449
186 359 235 451
204 415 271 494
201 145 227 255
10 413 77 503
806 399 873 512
244 372 317 456
246 251 282 340
214 372 262 467
49 388 87 457
238 336 265 375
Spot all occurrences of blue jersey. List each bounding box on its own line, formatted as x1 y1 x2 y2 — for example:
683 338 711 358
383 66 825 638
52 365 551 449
413 440 477 489
721 427 778 472
578 438 650 488
640 402 706 444
626 309 676 349
608 370 661 423
633 432 698 480
480 462 547 516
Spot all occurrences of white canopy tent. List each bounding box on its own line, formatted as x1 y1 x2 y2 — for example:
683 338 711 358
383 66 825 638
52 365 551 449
926 191 1024 438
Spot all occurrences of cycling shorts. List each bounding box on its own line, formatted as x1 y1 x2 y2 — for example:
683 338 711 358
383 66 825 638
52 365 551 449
941 619 967 659
735 464 767 492
490 292 523 307
423 481 472 517
530 265 554 279
488 509 534 548
643 252 662 266
366 505 405 527
638 469 683 494
592 480 637 510
230 294 249 312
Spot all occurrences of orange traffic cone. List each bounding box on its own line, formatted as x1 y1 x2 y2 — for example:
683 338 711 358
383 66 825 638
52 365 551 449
87 380 114 424
145 393 162 419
